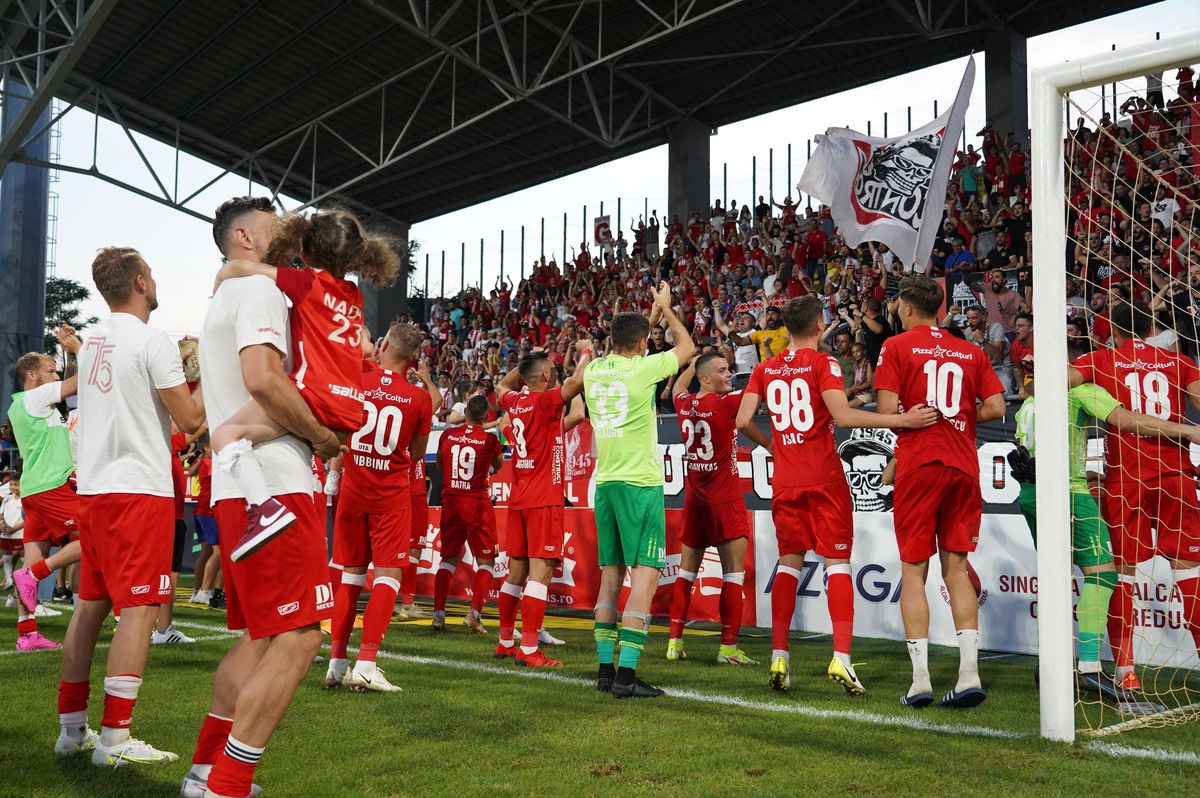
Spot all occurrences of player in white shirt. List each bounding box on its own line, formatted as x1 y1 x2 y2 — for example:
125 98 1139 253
55 248 205 767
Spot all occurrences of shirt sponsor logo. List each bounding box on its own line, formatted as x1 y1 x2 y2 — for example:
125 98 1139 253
910 345 972 361
256 326 282 336
277 601 300 616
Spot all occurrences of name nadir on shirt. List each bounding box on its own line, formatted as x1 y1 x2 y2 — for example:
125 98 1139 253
322 294 362 319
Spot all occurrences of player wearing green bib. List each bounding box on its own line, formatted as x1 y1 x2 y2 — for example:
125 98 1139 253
585 281 695 698
1011 379 1200 698
8 328 85 651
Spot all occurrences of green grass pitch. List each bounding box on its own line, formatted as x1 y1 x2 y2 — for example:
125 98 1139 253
2 588 1198 798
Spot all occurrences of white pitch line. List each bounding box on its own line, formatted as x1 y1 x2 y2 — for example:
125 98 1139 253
1085 742 1200 764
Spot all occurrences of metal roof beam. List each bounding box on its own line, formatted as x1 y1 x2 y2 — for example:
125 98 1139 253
0 0 116 178
135 0 265 101
93 0 187 82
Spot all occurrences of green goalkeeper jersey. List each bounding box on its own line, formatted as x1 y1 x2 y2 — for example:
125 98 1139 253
1014 384 1119 496
584 351 679 487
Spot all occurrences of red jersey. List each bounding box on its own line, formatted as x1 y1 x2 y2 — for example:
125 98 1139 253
195 457 213 516
438 424 500 497
873 325 1004 479
341 363 433 508
673 390 742 505
499 388 566 510
275 266 366 415
745 348 845 487
1073 338 1200 480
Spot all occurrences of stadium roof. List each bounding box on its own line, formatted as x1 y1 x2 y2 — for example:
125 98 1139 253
3 0 1156 225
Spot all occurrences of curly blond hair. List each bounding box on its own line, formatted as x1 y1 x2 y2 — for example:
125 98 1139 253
264 209 400 287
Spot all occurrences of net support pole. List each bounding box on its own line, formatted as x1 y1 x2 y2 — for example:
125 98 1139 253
1030 65 1074 745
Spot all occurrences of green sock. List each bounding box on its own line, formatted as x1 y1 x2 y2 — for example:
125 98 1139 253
594 622 618 665
1077 572 1116 665
618 628 648 670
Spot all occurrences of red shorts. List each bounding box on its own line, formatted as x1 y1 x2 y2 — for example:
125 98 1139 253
680 498 750 550
411 483 429 550
1 535 25 554
1103 475 1200 563
333 499 413 569
301 384 365 435
215 493 334 639
506 506 564 560
21 482 80 545
77 494 173 609
440 494 497 560
773 481 854 558
893 463 981 562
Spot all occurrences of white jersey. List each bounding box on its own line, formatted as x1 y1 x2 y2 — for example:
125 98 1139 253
76 313 185 496
201 274 314 502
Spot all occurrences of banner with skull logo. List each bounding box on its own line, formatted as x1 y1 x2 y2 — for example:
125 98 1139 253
798 57 975 273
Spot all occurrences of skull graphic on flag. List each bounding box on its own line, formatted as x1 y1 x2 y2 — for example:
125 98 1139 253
850 132 943 230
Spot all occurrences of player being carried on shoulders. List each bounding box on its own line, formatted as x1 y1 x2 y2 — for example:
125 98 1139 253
493 339 593 668
1072 301 1200 690
667 352 757 666
433 395 504 634
209 209 399 562
873 275 1007 709
736 296 938 695
1011 362 1200 701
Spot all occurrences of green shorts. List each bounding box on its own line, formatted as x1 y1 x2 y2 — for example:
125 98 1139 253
1018 483 1114 569
595 482 666 569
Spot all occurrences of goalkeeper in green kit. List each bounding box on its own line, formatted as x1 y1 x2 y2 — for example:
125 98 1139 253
585 281 695 698
1010 369 1200 700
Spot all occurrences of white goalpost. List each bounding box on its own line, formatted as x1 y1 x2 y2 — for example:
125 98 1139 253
1031 30 1200 743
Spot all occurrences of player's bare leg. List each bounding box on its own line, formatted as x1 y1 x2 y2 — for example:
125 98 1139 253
898 559 934 707
514 558 559 668
348 566 404 692
823 556 862 694
201 626 322 797
769 552 805 691
91 603 178 766
55 597 109 756
714 538 756 666
938 550 986 708
212 402 298 563
666 545 704 661
495 557 526 659
14 539 81 648
464 558 495 634
328 567 366 687
611 564 664 698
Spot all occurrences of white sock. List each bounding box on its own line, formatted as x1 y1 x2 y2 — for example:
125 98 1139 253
329 657 348 677
834 651 852 667
1077 659 1101 674
2 554 12 581
188 763 213 780
59 709 88 735
100 727 130 747
906 638 931 695
771 649 790 663
1117 664 1135 679
216 439 271 506
955 629 981 691
353 659 377 676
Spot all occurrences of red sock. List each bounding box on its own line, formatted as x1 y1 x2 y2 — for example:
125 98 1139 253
207 737 263 798
31 559 52 581
826 567 854 656
433 564 453 612
101 674 141 730
719 574 744 646
359 576 399 663
771 566 801 652
669 571 696 639
330 575 364 661
519 581 548 650
17 617 37 635
57 679 90 714
471 567 492 614
1108 578 1135 668
498 581 521 643
1177 572 1200 653
191 713 233 766
400 560 417 605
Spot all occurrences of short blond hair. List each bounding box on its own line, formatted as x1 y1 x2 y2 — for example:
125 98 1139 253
13 352 52 383
91 247 146 305
385 322 421 361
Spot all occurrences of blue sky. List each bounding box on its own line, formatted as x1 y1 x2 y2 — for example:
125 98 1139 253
41 1 1200 337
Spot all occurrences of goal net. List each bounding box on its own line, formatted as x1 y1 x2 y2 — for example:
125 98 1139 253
1031 32 1200 741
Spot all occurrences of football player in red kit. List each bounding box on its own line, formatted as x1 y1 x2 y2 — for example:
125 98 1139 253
434 396 504 633
736 296 937 695
326 322 432 692
210 210 400 563
1073 301 1200 690
873 275 1006 708
667 352 756 666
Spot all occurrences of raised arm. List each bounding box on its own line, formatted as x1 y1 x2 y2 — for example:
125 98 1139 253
497 364 522 397
674 356 698 398
214 259 278 291
561 339 595 402
652 281 696 367
735 391 772 452
413 359 443 416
